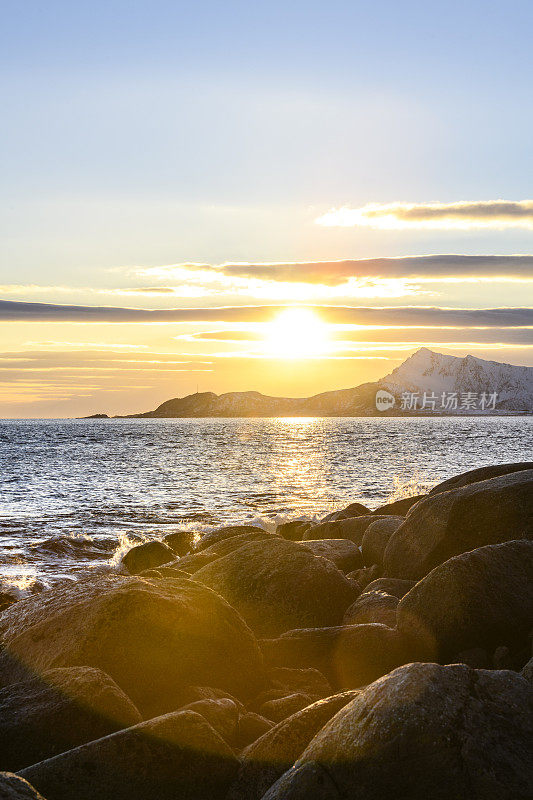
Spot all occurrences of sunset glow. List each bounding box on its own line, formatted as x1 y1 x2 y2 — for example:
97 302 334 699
263 309 332 359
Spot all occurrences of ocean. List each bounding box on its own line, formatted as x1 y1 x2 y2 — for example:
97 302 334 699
1 416 532 592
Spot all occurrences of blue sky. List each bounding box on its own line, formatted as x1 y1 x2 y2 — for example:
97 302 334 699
1 0 532 415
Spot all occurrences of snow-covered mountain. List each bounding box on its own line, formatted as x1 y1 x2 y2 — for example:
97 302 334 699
380 348 533 411
114 348 532 418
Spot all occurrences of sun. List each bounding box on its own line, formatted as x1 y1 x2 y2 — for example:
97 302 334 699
263 308 331 359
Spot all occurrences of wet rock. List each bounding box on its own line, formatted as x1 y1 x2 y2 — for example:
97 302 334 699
0 593 17 614
121 540 174 575
320 502 370 523
195 530 278 560
163 530 194 556
268 662 533 800
363 577 414 598
429 461 533 496
193 525 266 552
302 516 379 546
298 539 362 572
138 565 189 580
0 773 46 800
342 588 398 627
371 494 427 516
384 470 533 580
227 692 358 800
361 516 403 567
277 521 312 541
20 710 239 800
193 538 355 637
0 574 265 718
397 540 533 660
174 530 280 576
172 550 221 574
0 666 141 772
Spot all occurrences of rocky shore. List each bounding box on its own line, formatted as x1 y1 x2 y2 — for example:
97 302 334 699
0 462 532 799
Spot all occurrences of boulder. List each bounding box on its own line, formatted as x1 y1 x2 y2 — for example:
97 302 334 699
262 624 415 688
361 517 403 567
0 594 17 614
346 564 381 590
320 502 370 523
163 530 194 556
363 577 414 598
265 663 533 800
298 539 362 572
277 521 312 541
193 538 355 637
452 647 490 669
262 762 340 799
384 470 533 580
0 666 141 772
371 494 426 516
236 712 273 749
138 565 189 580
333 623 416 688
521 656 533 685
262 627 350 676
302 516 379 546
193 525 266 552
397 540 533 660
0 773 46 800
20 710 239 800
259 693 316 723
172 684 245 711
173 530 279 576
172 550 221 574
342 589 398 627
269 667 332 698
227 692 358 800
177 698 240 744
194 530 277 561
0 574 265 718
121 540 174 575
429 461 533 496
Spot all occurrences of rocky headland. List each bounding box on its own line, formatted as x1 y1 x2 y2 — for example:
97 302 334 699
84 349 533 418
0 461 532 799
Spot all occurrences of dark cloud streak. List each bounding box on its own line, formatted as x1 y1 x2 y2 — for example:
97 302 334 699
1 299 532 327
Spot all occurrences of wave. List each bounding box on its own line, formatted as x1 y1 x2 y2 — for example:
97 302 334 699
30 533 117 560
0 574 48 601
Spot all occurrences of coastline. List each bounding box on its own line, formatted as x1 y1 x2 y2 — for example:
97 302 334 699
0 461 531 799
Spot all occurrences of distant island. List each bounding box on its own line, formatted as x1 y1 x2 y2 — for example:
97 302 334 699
85 348 533 419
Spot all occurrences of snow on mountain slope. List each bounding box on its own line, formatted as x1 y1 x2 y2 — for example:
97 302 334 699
380 348 533 410
124 348 532 417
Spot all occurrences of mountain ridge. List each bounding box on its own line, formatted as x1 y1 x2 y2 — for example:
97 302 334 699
104 349 532 418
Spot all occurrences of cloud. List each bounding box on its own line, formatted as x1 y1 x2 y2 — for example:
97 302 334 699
315 201 533 230
134 255 533 285
1 299 532 327
186 327 533 347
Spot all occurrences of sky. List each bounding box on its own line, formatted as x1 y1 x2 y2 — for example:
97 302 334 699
1 0 532 417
